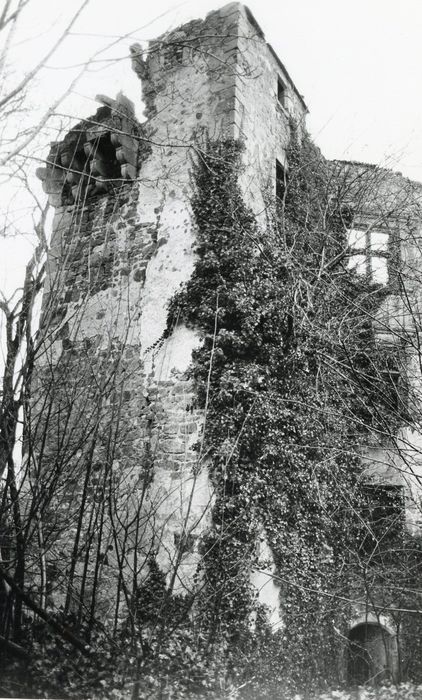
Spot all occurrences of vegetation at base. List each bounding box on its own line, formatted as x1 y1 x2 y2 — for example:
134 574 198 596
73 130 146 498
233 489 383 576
309 687 422 700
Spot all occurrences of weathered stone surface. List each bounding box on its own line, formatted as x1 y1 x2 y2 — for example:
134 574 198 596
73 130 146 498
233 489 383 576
35 4 407 633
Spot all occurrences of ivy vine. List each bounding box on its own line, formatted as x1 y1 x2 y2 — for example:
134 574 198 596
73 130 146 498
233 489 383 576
167 128 406 694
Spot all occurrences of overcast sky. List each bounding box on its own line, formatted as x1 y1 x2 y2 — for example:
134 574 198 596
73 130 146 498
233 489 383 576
2 0 422 292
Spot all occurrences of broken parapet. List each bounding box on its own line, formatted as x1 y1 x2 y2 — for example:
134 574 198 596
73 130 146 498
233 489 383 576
36 93 140 207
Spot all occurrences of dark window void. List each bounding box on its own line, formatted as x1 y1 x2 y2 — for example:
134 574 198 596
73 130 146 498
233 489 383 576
276 160 287 202
359 484 404 561
347 623 397 686
277 77 287 108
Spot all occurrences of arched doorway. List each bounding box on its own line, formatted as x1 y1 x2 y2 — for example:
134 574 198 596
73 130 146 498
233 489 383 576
347 622 398 686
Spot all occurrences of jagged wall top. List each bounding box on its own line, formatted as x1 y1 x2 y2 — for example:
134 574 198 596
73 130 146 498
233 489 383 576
36 93 141 207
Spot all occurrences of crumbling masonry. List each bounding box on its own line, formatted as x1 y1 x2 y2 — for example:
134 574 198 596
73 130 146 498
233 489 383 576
34 2 422 684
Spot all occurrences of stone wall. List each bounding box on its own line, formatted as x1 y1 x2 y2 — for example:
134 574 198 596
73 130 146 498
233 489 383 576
33 1 422 634
34 3 308 622
233 5 307 211
330 160 422 538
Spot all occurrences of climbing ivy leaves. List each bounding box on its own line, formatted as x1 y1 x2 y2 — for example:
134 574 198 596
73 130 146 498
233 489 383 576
168 133 401 694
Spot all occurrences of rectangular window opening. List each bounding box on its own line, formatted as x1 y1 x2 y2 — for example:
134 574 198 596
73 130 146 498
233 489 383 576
347 227 390 285
277 77 287 108
276 160 286 202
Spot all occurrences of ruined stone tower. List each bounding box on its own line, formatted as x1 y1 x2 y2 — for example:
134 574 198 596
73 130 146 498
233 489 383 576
34 3 309 623
33 2 422 683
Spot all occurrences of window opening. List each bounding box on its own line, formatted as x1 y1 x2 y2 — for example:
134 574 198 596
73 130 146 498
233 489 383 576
276 160 287 202
277 77 287 109
347 228 389 284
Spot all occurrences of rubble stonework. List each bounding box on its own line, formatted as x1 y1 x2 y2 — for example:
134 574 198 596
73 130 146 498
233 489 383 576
33 2 422 680
35 2 300 616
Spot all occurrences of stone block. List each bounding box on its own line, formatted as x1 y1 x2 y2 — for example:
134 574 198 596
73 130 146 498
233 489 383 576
161 439 186 454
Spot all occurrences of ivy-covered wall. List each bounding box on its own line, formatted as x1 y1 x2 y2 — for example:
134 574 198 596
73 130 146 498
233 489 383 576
163 131 422 691
24 4 422 698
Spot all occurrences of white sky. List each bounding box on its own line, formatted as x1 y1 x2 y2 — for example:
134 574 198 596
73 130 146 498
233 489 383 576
1 0 422 293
